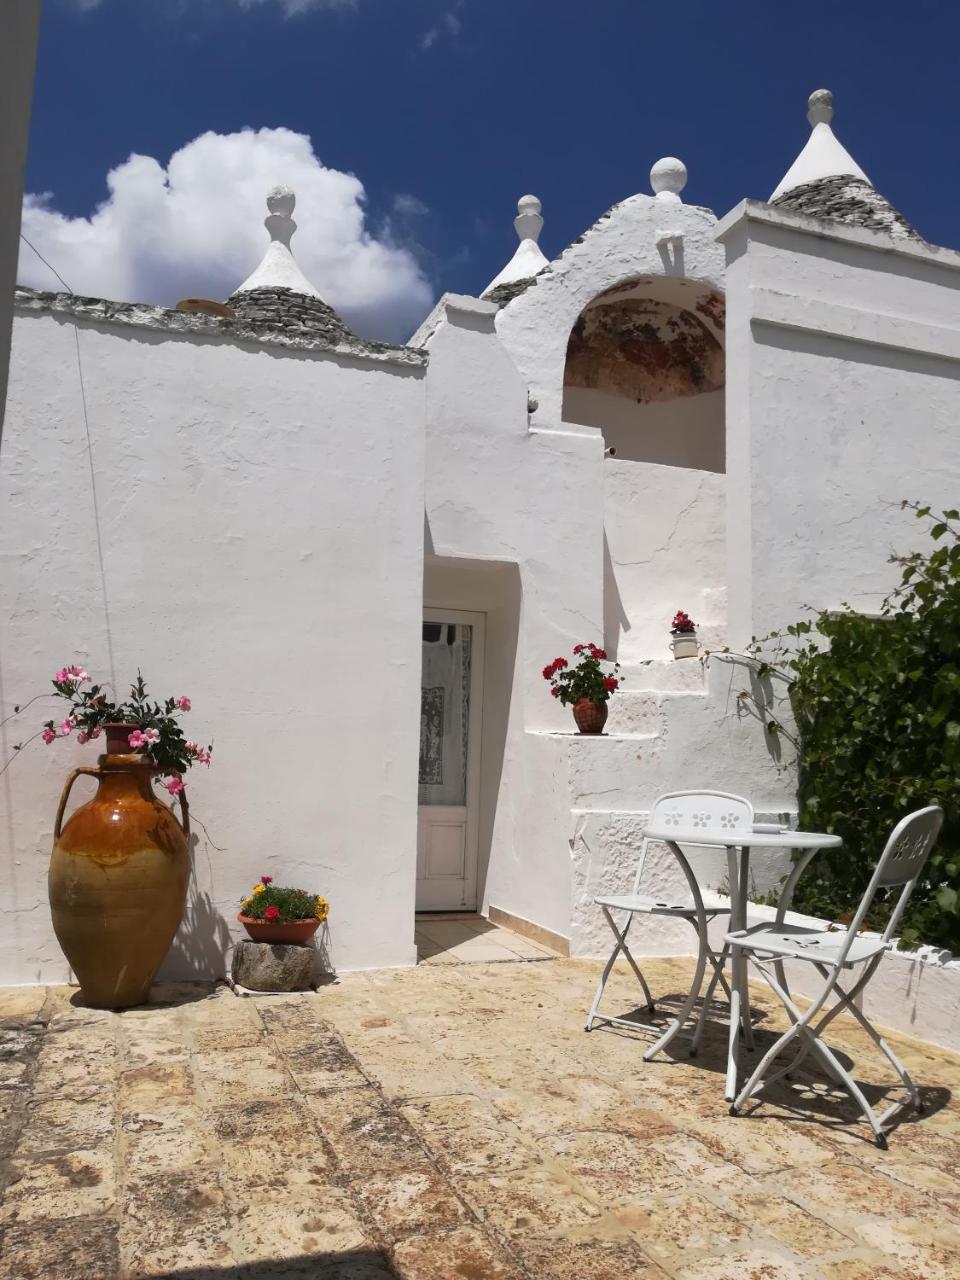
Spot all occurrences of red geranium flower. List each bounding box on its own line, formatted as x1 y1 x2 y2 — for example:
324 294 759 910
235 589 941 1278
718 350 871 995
552 657 568 671
573 644 584 654
603 676 619 692
551 686 560 698
264 905 280 921
542 664 555 680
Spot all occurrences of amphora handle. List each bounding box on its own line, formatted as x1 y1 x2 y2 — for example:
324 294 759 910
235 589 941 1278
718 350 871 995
53 767 101 841
177 790 190 839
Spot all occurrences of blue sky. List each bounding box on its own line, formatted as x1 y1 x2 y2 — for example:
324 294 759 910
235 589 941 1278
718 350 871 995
19 0 958 340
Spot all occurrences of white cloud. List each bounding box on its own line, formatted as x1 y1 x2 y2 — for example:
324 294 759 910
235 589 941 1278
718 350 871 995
18 127 434 343
420 8 461 50
392 193 429 218
235 0 355 13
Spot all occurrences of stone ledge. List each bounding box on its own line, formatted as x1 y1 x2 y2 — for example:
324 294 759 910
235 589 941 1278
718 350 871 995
14 286 428 369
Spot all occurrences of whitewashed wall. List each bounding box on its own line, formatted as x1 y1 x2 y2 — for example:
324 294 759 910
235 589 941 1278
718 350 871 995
0 298 426 983
417 288 795 950
417 294 601 938
497 197 728 668
720 201 960 648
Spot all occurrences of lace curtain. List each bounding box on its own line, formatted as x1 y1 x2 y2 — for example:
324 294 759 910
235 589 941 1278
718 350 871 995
419 623 471 807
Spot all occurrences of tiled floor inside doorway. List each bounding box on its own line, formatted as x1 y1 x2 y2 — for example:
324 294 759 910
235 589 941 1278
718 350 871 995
414 914 557 964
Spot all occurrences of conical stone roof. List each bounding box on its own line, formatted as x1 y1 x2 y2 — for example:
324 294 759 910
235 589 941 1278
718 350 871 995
771 174 920 243
769 90 921 243
226 185 354 341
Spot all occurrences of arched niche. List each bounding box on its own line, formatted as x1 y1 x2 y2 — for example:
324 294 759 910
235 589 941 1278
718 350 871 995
562 276 725 472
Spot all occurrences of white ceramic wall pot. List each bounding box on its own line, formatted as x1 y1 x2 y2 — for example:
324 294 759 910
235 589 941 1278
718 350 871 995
671 631 699 659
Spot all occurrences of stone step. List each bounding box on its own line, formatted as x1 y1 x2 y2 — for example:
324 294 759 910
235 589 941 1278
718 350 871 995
618 658 706 693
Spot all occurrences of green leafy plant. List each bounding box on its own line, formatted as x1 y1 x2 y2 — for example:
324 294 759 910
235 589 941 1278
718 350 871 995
42 668 212 795
542 643 623 705
740 503 960 952
240 876 329 924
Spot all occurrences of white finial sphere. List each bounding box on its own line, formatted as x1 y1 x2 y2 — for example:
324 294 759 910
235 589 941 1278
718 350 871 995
517 194 541 216
807 89 834 126
650 157 687 201
267 184 296 217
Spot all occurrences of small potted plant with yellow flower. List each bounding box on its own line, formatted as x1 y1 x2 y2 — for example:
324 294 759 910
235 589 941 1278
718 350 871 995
238 876 330 944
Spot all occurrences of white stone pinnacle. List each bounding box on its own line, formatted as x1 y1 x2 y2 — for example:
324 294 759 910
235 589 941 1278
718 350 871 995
650 157 687 204
807 88 834 126
232 185 324 300
769 88 870 202
481 194 550 297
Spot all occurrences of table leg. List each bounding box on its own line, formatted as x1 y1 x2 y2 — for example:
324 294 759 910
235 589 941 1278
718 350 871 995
738 847 754 1051
725 844 742 1101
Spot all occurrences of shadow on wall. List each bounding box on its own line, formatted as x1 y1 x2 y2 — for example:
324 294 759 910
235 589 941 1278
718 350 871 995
160 833 231 982
603 530 629 659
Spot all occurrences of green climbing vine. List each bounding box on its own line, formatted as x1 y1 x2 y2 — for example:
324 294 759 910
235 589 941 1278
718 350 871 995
743 502 960 953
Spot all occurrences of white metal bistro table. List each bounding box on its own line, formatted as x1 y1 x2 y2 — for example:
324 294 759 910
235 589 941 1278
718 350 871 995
640 824 843 1100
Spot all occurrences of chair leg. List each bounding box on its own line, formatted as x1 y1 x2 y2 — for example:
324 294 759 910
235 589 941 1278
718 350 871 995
585 910 655 1032
690 938 730 1058
644 920 710 1064
827 982 922 1116
734 959 891 1147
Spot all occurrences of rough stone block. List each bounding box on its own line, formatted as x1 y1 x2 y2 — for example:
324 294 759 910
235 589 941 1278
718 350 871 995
231 940 314 993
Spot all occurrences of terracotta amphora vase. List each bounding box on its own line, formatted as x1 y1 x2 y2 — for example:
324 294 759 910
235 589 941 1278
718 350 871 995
48 723 190 1009
573 698 608 734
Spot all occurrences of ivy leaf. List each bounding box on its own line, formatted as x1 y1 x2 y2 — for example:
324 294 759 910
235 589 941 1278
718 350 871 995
936 886 958 913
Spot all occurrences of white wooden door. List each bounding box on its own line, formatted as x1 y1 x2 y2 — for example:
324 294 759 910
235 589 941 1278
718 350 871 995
416 610 484 911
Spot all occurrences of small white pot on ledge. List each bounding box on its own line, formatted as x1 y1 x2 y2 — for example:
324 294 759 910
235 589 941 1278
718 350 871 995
670 630 699 659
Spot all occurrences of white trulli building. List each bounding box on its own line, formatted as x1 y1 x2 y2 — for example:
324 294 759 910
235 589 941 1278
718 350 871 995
3 91 960 991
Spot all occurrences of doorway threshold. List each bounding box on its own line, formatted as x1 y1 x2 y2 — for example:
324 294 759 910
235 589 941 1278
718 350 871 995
414 913 557 965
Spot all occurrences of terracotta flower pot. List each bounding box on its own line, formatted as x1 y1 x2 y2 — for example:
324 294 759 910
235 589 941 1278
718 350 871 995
103 721 139 755
48 729 190 1009
238 914 321 945
573 698 608 734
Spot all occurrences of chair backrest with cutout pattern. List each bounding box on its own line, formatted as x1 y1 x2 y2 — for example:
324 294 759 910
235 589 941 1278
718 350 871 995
631 790 754 896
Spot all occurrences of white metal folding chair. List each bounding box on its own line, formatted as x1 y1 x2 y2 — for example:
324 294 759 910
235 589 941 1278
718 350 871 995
726 805 944 1148
585 790 754 1057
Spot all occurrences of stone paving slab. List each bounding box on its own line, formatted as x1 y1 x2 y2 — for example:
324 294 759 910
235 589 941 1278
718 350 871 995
0 957 958 1278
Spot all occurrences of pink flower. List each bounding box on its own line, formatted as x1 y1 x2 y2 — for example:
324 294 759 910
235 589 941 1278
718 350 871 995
261 875 273 885
176 696 191 712
142 728 160 744
42 727 57 745
90 726 102 739
54 665 88 685
59 718 74 736
165 775 185 796
128 730 146 749
77 731 89 745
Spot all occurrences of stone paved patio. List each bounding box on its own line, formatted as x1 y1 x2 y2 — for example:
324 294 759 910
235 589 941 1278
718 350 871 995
0 955 958 1279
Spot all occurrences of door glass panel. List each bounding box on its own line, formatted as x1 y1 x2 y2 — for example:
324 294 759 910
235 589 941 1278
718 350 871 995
419 622 471 806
